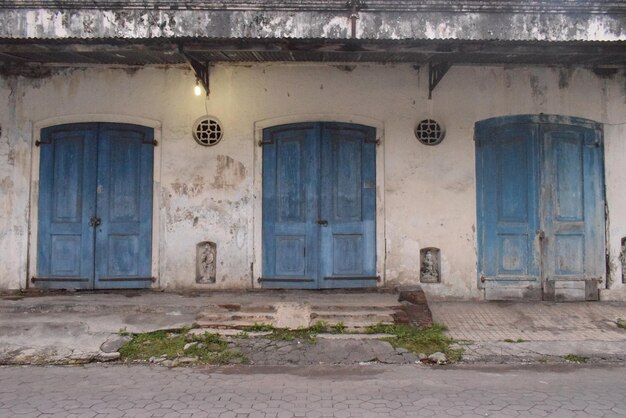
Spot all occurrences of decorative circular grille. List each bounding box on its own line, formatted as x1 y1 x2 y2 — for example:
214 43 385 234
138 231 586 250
415 119 445 145
193 116 223 146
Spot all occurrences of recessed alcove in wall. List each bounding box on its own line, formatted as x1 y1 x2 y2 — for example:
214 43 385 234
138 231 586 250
420 247 441 283
196 241 217 284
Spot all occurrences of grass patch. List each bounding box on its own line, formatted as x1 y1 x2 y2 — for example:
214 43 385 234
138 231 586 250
240 321 347 343
365 323 463 363
331 322 346 334
616 319 626 329
503 338 529 343
119 329 246 365
268 328 318 343
247 323 276 332
563 353 588 364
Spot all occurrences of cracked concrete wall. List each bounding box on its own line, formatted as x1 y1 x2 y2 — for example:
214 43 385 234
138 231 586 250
0 76 31 290
0 8 624 41
0 63 625 300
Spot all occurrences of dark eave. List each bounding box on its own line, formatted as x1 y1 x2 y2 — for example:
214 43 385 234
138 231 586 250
0 38 624 69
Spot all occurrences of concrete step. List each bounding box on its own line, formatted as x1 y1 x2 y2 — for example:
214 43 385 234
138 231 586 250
310 313 395 329
195 313 276 329
309 305 399 312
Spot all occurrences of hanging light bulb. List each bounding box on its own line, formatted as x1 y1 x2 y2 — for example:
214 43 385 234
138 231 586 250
194 79 202 96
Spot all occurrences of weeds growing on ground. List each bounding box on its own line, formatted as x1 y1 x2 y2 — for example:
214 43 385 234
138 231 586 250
332 322 346 334
616 318 626 329
247 323 275 332
503 338 529 343
118 329 246 365
241 321 347 343
563 353 588 364
365 323 463 362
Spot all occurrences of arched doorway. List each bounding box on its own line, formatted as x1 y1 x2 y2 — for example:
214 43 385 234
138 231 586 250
34 123 155 289
260 122 377 289
475 115 605 301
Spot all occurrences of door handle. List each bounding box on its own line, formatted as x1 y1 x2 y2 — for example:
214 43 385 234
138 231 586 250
316 219 328 226
89 216 102 227
537 230 545 241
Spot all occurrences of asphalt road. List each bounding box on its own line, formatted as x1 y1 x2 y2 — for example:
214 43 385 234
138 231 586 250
0 364 624 417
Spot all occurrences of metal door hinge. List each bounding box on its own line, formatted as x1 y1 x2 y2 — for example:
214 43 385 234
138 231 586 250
98 277 155 282
258 139 274 146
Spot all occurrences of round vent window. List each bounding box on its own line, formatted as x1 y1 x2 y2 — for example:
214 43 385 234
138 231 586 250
415 119 445 146
193 116 223 147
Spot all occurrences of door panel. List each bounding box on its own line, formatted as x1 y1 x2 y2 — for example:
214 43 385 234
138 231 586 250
475 123 540 286
95 125 154 289
37 124 98 289
541 124 605 285
320 124 377 288
262 122 376 289
262 123 319 289
36 123 153 290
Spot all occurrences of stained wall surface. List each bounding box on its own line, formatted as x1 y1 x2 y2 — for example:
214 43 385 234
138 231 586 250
0 64 624 299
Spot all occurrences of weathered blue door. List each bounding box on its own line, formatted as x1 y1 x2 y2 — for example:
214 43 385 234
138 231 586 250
36 123 154 289
540 123 605 299
262 122 377 289
476 115 605 300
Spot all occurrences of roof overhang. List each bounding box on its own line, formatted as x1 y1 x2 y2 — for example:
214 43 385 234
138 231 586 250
0 5 624 72
0 38 624 69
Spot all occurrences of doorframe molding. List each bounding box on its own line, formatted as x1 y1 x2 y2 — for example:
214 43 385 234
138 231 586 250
27 114 163 289
252 114 386 288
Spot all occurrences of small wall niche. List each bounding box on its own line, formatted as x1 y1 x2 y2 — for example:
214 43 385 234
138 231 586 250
420 247 441 283
196 241 217 284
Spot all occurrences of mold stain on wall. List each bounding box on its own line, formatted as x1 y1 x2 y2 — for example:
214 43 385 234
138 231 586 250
211 155 247 190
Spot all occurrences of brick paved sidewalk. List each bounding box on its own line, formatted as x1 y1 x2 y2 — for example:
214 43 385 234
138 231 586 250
429 301 626 342
429 301 626 363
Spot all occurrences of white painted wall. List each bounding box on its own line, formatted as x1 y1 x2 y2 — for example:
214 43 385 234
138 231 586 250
0 64 624 299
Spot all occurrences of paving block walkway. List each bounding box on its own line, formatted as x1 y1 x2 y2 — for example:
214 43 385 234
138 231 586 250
430 301 626 363
429 301 626 341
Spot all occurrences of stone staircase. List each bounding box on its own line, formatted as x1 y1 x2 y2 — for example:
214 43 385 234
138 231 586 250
194 289 432 330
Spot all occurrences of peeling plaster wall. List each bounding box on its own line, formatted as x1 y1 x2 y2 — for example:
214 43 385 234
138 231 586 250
0 64 624 299
0 8 624 41
0 75 31 290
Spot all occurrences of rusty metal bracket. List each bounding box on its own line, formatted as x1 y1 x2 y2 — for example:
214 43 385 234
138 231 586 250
428 61 452 100
258 139 274 147
181 48 210 97
346 0 365 39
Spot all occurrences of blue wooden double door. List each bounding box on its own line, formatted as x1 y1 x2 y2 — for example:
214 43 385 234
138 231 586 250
36 123 154 289
475 116 605 299
262 123 377 289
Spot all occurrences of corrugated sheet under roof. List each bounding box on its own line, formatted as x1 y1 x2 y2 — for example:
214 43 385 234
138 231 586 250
0 38 624 67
